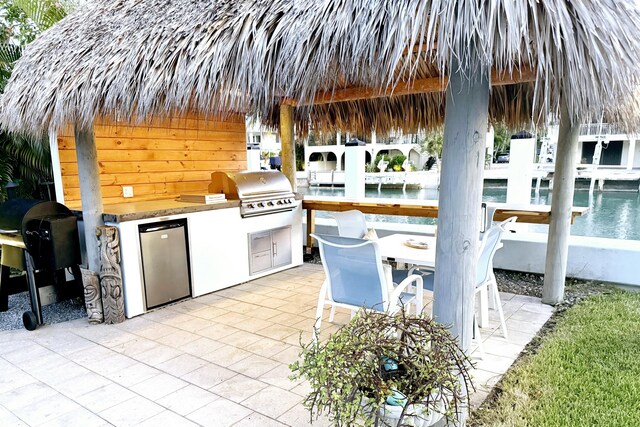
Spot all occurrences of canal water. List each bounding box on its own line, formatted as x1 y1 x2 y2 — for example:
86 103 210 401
300 186 640 241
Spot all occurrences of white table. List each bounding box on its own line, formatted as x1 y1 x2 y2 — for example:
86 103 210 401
376 233 490 327
376 234 436 268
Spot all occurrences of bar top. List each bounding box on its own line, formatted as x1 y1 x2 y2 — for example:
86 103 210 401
302 195 589 224
101 198 241 223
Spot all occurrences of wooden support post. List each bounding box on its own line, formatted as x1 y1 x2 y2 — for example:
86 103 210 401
433 56 490 352
543 101 580 305
306 208 316 255
280 104 297 192
81 268 103 324
74 126 104 273
97 226 125 324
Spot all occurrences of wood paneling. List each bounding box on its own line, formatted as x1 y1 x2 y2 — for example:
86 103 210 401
59 113 247 206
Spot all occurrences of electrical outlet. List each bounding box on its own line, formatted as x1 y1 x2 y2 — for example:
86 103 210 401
122 186 134 198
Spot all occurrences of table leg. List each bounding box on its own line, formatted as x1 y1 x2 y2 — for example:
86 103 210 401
306 209 316 255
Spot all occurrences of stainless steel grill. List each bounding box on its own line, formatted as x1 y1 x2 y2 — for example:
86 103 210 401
208 171 297 217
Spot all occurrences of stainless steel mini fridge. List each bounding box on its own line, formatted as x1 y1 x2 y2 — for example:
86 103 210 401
139 219 191 309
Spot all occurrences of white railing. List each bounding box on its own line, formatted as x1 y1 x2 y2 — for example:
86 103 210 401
579 123 624 136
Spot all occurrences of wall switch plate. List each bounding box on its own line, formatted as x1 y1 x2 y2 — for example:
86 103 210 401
122 186 134 198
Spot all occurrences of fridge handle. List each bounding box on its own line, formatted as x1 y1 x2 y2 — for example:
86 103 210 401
140 223 184 233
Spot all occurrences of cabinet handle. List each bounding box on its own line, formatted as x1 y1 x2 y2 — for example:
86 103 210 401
273 241 278 257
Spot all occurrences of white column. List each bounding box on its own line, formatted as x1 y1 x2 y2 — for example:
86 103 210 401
433 52 489 352
543 100 580 304
335 149 342 171
246 147 261 171
627 139 636 170
335 132 343 171
344 143 366 199
506 135 536 205
486 125 495 169
48 130 64 204
75 126 104 273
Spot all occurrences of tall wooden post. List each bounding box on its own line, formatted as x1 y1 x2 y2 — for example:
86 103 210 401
74 126 104 273
433 57 490 352
543 101 580 304
280 104 297 192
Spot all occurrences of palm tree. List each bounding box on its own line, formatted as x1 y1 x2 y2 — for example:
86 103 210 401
492 123 512 158
0 0 72 201
420 130 444 158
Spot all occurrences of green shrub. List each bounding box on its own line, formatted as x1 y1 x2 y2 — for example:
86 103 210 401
389 154 406 172
291 310 473 426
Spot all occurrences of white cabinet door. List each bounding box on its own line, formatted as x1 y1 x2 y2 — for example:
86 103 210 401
248 226 292 275
272 227 292 268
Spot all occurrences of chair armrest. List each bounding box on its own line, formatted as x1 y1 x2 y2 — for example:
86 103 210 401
390 274 424 314
407 266 435 276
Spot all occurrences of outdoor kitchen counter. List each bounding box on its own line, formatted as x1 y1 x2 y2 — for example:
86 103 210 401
100 198 241 222
98 195 304 318
101 193 306 222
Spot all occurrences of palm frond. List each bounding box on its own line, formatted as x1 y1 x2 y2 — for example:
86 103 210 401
9 135 52 176
0 44 23 64
0 132 15 202
0 132 51 201
12 0 69 31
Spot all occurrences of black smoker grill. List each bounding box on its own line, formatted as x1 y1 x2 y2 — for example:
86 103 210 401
0 198 83 330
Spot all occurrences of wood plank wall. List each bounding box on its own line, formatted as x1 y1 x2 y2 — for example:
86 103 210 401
57 114 247 208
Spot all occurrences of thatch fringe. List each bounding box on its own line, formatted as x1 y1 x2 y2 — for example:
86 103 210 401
1 0 640 136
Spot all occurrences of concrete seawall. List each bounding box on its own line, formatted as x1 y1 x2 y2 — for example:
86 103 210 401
305 218 640 288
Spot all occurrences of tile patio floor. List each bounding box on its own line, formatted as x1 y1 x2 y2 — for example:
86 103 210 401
0 263 553 426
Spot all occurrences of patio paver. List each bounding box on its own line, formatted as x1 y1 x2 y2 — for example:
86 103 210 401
0 264 553 426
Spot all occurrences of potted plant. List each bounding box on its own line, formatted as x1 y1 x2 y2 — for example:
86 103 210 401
290 309 474 427
389 154 407 172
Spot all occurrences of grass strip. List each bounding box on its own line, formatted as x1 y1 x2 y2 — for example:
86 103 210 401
472 291 640 426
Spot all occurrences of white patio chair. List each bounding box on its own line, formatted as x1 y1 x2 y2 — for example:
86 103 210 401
476 216 517 340
328 210 380 321
391 216 517 354
330 210 368 238
311 233 424 336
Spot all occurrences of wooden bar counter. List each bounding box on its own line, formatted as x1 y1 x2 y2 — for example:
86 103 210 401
302 195 589 253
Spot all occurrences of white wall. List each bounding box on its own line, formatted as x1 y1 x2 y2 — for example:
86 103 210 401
307 161 337 171
506 137 536 204
261 131 280 152
494 232 640 287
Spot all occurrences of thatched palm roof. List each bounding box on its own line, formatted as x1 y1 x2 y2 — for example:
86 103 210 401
1 0 640 136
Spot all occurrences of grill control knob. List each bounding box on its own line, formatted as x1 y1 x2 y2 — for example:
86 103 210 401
247 203 254 209
267 201 274 206
257 203 264 208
